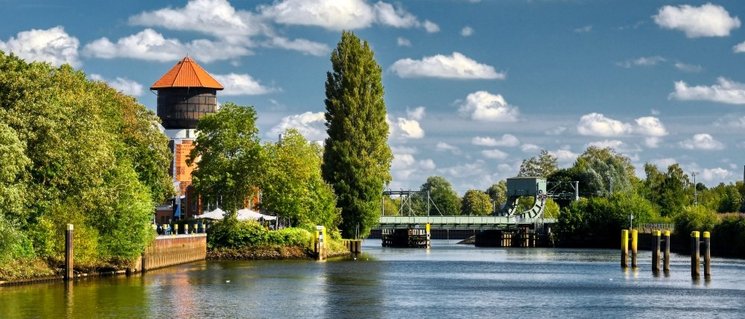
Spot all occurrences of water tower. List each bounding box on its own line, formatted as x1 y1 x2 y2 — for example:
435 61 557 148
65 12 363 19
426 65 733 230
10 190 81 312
151 57 223 221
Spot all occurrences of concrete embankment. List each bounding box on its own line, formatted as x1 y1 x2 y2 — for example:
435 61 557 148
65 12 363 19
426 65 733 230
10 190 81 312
131 234 207 272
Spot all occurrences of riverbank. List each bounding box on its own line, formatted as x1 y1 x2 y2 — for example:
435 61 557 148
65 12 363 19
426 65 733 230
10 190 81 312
207 243 352 260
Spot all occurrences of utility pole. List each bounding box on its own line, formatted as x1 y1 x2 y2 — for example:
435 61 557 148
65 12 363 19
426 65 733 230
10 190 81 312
692 171 698 206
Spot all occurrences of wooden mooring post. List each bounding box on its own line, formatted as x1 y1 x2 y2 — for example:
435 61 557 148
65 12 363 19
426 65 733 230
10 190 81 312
65 224 74 281
691 231 700 278
630 229 638 268
652 230 661 273
663 230 671 272
703 231 711 278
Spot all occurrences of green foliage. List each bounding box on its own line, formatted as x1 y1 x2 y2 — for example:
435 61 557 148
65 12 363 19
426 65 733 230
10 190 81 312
461 189 492 216
486 181 507 209
574 146 636 196
0 51 171 267
207 217 312 249
322 31 392 238
711 214 745 258
415 176 461 215
641 163 692 217
518 150 557 177
382 196 401 216
673 205 718 238
189 103 263 213
260 129 339 230
543 198 560 219
0 214 34 265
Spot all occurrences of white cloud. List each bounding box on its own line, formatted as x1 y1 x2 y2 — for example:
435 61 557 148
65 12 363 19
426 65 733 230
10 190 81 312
0 26 80 67
521 144 540 153
397 37 411 47
714 115 745 128
83 29 250 63
482 149 508 159
472 134 519 147
390 52 505 80
129 0 260 43
653 3 740 38
90 74 144 97
458 91 519 122
634 116 668 137
651 158 678 169
395 118 424 139
577 113 632 137
574 25 592 33
549 149 578 165
735 41 745 53
461 26 474 37
701 167 732 181
213 73 275 96
263 36 330 56
435 142 460 154
674 62 702 73
669 77 745 105
423 20 440 33
644 137 662 148
373 1 418 28
616 56 665 68
259 0 434 32
419 159 436 170
680 133 725 150
268 111 327 142
587 139 624 149
407 106 425 120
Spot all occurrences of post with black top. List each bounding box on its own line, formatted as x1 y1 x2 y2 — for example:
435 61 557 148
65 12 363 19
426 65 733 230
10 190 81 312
652 230 661 273
65 224 74 281
621 229 628 268
663 230 671 272
703 231 711 279
691 231 700 278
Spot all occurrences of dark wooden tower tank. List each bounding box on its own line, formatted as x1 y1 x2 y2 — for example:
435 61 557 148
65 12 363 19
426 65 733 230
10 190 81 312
151 57 223 130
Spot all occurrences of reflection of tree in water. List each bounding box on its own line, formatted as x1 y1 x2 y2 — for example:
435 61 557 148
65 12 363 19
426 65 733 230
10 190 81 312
324 260 383 318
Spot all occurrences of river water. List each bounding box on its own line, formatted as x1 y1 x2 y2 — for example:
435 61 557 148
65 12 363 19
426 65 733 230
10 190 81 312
2 240 745 318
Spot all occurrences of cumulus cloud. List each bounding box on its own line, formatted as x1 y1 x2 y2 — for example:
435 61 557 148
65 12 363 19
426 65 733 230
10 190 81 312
472 134 519 147
521 144 540 153
587 139 624 149
407 106 425 120
482 149 508 160
90 74 144 97
549 148 579 165
735 41 745 53
577 113 632 137
436 142 460 154
389 107 426 139
714 115 745 128
423 20 440 33
701 167 732 181
653 3 740 38
268 111 327 142
390 52 505 80
461 26 474 37
634 116 668 137
680 133 725 150
669 77 745 105
83 29 250 63
0 26 80 67
458 91 519 122
259 0 435 32
212 73 275 95
397 37 411 47
616 56 666 68
390 146 435 183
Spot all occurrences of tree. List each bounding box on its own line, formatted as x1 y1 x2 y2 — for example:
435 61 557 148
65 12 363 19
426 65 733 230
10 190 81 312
573 146 636 196
486 181 507 212
461 190 492 216
518 150 557 177
416 176 461 215
189 103 263 213
260 129 339 230
322 31 392 238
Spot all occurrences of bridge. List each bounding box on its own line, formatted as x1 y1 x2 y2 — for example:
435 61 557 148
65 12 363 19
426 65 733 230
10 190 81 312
378 215 557 230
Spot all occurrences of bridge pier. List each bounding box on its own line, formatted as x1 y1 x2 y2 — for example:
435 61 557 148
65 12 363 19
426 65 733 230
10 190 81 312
474 227 541 247
382 225 430 248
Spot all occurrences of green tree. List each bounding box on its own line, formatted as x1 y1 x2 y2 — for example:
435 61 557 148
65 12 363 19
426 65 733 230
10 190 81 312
518 149 557 177
659 164 691 217
543 198 560 219
461 189 492 216
486 181 507 212
416 176 461 215
260 129 339 230
322 31 392 238
574 146 636 196
0 123 29 221
189 103 263 213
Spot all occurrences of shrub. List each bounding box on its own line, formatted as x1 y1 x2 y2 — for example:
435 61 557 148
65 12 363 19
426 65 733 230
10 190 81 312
674 205 718 237
711 214 745 258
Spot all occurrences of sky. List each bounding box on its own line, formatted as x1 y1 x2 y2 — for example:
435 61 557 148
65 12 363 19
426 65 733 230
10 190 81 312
1 0 744 194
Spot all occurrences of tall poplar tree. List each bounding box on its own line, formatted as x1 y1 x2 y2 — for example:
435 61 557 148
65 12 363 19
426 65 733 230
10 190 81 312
322 31 392 238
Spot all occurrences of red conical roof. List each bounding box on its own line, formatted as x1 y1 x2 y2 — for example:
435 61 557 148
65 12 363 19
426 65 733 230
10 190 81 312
150 57 223 90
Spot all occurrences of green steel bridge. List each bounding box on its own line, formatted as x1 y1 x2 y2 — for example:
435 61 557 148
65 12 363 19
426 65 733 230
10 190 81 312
377 215 557 230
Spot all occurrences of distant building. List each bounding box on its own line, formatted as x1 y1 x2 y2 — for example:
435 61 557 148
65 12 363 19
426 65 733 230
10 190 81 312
152 57 223 223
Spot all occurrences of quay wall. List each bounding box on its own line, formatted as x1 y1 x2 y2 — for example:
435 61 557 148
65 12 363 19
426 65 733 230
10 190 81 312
132 234 207 272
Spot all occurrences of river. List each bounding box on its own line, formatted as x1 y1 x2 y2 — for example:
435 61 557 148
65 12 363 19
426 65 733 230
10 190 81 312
2 240 744 318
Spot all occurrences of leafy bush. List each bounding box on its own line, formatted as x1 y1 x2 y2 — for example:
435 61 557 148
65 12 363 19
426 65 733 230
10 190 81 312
0 214 34 265
207 218 313 249
674 205 718 238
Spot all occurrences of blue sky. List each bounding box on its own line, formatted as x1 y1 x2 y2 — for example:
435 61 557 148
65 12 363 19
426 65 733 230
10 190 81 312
2 0 744 194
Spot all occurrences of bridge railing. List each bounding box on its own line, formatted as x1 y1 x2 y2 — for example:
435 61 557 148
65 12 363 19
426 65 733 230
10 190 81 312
378 216 557 230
